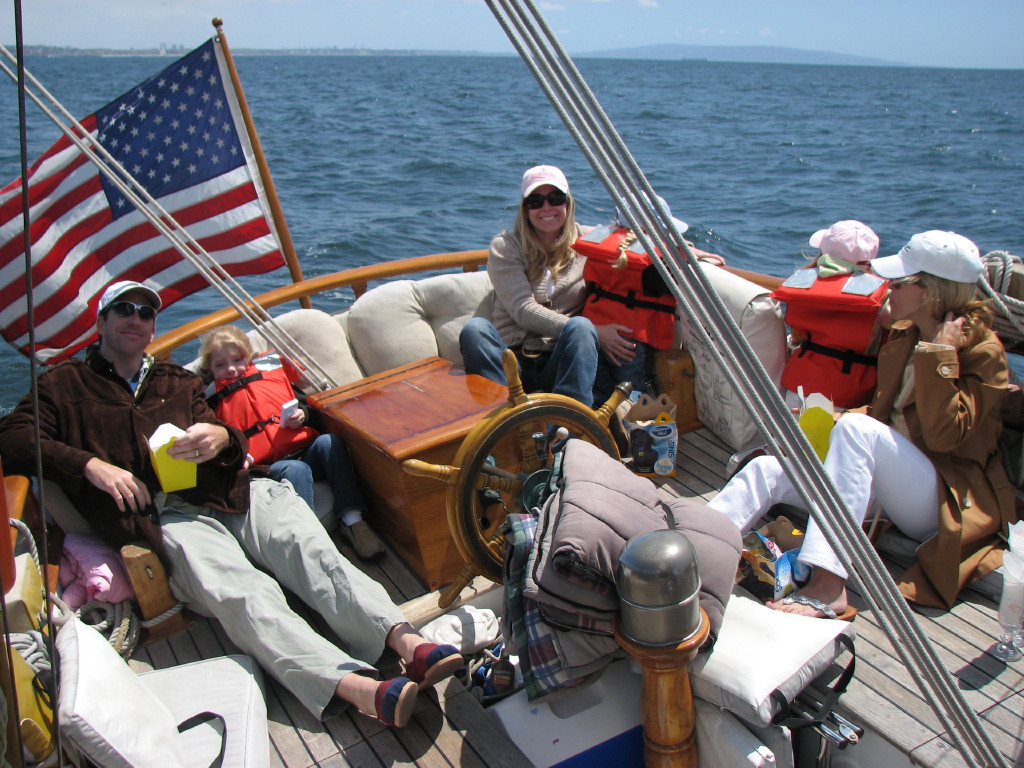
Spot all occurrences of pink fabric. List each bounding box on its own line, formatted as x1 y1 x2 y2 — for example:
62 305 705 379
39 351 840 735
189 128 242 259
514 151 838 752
59 533 134 610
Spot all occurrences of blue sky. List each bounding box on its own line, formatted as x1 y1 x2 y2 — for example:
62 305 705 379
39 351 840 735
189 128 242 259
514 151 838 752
2 0 1022 69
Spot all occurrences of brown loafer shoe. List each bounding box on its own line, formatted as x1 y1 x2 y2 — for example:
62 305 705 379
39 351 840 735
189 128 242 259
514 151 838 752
343 520 386 560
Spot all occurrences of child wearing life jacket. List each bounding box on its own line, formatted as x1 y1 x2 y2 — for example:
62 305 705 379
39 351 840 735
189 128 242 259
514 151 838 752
772 220 888 411
199 326 385 560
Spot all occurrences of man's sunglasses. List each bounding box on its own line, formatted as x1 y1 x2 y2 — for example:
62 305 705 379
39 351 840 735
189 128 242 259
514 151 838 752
107 301 158 320
523 190 568 210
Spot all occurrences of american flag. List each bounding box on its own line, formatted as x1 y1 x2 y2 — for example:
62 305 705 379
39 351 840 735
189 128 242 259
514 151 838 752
0 38 285 364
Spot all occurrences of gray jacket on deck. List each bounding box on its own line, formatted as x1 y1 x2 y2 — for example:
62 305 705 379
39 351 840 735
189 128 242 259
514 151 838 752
523 439 742 646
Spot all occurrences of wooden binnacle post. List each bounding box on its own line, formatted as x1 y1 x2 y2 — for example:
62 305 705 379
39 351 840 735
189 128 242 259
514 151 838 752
615 529 708 768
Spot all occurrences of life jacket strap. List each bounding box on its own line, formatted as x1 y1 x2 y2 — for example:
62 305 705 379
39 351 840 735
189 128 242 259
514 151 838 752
206 371 264 409
586 283 677 314
799 338 878 373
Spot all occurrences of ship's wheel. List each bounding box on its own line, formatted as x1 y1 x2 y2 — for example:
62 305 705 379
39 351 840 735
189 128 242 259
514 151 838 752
403 349 629 608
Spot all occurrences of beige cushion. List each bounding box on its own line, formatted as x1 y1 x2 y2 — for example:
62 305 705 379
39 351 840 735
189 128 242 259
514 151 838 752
679 263 787 451
348 271 493 375
245 308 363 392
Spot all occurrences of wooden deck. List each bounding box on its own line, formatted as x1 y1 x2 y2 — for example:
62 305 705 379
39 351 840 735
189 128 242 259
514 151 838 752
128 427 1024 768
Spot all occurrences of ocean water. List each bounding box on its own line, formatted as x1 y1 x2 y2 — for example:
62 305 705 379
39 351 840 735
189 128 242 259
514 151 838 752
0 53 1022 413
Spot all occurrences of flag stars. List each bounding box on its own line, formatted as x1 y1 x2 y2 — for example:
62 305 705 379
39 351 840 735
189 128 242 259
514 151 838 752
188 163 198 173
170 82 180 93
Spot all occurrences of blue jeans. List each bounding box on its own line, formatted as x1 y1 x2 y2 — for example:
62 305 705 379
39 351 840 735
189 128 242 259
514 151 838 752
269 433 366 519
460 315 608 407
592 338 650 406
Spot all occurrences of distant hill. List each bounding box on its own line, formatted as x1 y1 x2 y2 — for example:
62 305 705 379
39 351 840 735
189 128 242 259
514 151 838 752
575 43 902 68
13 42 903 68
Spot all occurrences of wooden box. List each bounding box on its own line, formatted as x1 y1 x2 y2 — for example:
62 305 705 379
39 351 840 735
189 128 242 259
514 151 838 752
309 358 509 590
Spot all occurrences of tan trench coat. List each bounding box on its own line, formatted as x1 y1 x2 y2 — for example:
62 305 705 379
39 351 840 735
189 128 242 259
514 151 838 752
870 325 1019 608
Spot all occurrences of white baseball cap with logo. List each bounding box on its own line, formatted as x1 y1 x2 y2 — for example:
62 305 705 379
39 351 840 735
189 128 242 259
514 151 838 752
97 280 163 318
521 165 569 197
871 230 983 284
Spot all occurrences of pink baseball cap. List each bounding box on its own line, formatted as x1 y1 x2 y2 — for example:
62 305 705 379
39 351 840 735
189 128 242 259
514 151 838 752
872 230 982 284
809 220 880 265
521 165 569 197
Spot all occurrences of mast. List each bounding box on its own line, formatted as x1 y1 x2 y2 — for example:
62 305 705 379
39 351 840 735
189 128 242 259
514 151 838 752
212 17 311 309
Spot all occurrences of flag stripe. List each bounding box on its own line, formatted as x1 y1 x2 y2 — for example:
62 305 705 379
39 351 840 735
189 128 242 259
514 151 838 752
0 39 285 364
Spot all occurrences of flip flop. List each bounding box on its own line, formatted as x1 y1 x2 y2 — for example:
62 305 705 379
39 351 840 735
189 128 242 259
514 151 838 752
781 594 858 621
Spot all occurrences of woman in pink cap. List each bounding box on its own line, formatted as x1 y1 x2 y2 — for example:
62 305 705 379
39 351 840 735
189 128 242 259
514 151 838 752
459 164 645 407
711 230 1018 617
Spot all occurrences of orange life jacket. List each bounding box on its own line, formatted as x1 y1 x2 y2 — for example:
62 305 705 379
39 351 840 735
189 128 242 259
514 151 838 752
772 269 889 408
206 351 318 464
573 225 677 350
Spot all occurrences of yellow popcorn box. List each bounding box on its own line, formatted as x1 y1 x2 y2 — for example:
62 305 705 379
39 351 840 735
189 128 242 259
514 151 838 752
148 423 196 493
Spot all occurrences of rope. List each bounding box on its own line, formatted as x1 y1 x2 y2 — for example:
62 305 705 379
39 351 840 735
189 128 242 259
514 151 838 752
485 2 1008 765
76 601 142 660
978 251 1024 341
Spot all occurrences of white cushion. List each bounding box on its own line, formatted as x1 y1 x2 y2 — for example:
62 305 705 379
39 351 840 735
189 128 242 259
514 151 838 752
57 616 189 768
689 594 855 727
138 655 269 768
695 699 781 768
679 263 787 450
348 271 493 375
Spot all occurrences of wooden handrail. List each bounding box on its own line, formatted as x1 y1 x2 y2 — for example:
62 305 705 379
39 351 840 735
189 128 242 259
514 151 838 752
147 249 488 359
147 248 782 360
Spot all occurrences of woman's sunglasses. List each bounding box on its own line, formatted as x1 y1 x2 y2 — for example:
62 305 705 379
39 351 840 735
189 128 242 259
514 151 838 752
889 276 921 291
523 190 568 210
107 301 158 320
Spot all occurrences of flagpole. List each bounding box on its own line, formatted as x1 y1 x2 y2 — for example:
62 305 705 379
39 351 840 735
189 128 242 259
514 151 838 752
213 17 311 309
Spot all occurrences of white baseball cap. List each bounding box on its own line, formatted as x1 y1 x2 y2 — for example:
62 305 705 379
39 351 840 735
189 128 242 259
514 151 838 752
521 165 569 197
871 230 982 284
809 220 879 265
97 280 163 318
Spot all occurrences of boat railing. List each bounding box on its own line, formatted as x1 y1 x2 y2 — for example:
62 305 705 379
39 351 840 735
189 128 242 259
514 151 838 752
148 249 489 360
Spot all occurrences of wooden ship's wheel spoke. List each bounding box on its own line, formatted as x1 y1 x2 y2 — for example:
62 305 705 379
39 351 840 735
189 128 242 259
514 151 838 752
403 349 628 607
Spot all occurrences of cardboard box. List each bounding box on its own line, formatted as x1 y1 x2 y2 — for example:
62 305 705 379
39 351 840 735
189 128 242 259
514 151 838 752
148 423 197 493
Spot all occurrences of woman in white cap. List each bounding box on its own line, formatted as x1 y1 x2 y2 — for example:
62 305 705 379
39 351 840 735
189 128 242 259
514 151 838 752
459 164 644 407
709 230 1018 617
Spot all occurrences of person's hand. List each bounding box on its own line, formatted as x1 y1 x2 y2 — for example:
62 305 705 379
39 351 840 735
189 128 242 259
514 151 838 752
686 241 726 266
83 457 152 514
167 423 230 463
930 312 967 348
596 324 637 366
283 410 306 429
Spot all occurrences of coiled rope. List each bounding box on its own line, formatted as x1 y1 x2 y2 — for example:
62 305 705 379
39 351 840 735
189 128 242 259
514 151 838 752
978 250 1024 342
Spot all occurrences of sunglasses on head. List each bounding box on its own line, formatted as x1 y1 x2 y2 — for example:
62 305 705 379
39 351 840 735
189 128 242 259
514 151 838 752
889 276 921 290
107 301 158 320
523 190 568 210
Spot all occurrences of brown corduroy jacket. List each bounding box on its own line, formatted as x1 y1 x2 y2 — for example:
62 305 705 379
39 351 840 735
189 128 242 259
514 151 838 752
870 325 1018 608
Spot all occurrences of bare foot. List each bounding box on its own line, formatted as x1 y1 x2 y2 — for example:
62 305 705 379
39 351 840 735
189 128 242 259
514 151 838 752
767 567 849 619
386 622 432 664
336 671 381 715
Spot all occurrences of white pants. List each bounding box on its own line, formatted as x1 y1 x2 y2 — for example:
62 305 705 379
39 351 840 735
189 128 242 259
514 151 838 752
707 413 940 579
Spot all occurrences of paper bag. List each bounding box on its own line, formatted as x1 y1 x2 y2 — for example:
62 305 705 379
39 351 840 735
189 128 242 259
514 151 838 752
148 423 197 493
624 393 678 477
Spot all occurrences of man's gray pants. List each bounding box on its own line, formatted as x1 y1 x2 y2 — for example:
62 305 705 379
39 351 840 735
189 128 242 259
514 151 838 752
160 477 405 719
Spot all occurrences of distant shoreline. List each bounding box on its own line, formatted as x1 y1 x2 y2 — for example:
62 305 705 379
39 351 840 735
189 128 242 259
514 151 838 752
6 43 1019 70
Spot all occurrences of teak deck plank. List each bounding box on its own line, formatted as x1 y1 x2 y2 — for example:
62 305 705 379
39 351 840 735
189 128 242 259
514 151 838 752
126 424 1023 768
